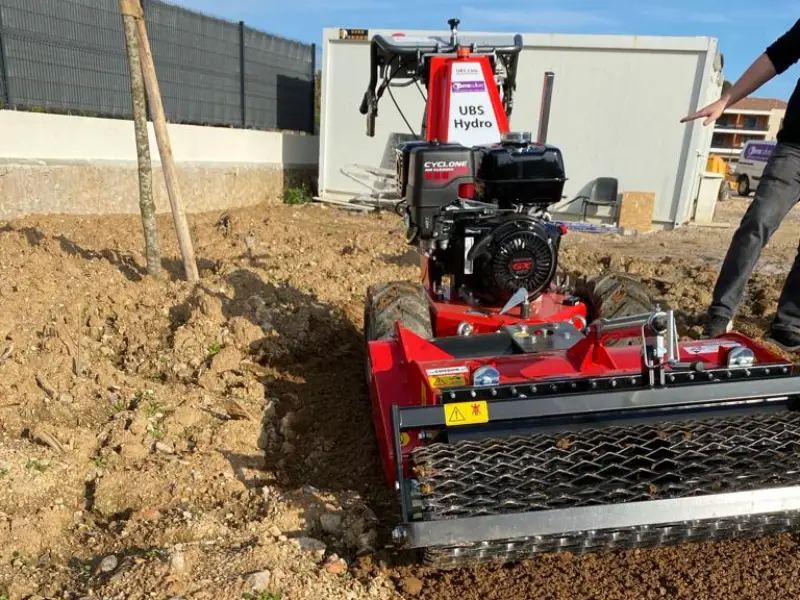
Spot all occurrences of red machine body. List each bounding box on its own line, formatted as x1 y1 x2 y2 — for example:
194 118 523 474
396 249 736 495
359 21 800 568
367 324 790 485
424 53 510 145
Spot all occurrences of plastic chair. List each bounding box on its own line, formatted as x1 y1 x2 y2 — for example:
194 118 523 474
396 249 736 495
578 177 619 222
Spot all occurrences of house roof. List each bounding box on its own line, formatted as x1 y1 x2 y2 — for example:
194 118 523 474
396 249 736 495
728 97 788 111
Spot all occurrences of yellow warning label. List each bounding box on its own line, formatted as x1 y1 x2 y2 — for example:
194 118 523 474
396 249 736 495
428 374 468 388
444 401 489 427
400 432 410 446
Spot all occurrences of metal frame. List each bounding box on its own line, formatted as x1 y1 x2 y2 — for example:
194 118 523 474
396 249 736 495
397 370 798 432
391 367 800 543
399 486 800 548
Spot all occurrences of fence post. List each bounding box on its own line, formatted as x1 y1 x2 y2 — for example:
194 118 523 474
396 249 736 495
0 6 11 108
239 21 246 128
309 43 316 134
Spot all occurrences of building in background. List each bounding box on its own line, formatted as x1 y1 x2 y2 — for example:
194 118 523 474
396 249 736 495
710 97 787 166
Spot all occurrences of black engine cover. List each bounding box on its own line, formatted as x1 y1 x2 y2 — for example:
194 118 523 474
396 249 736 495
402 142 473 240
445 215 561 304
473 141 566 208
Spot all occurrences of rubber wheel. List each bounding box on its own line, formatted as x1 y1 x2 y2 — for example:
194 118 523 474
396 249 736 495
363 281 433 390
364 281 433 342
737 176 750 197
570 272 654 346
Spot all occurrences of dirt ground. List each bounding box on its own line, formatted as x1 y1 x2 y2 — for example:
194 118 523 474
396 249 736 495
1 196 800 600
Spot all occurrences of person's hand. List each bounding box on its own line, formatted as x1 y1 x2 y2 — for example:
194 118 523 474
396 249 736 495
681 97 729 125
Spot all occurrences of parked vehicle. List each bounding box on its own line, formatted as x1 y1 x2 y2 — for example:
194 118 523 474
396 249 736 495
706 154 733 201
734 140 777 196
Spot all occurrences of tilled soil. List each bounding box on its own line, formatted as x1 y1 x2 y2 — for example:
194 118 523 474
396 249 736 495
1 197 800 600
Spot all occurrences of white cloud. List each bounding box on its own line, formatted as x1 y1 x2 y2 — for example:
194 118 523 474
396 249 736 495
462 6 618 29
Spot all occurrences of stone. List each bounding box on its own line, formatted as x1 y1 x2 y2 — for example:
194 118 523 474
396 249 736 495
99 554 118 573
246 570 272 591
324 554 348 575
155 441 175 454
170 549 187 574
319 512 343 536
296 536 326 560
401 576 424 596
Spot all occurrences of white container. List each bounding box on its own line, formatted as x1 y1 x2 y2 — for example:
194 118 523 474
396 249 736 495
318 27 723 228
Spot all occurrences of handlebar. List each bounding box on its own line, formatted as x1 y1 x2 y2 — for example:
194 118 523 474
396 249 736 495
359 26 524 137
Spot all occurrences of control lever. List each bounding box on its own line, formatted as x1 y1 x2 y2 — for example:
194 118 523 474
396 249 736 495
499 288 531 319
448 18 460 47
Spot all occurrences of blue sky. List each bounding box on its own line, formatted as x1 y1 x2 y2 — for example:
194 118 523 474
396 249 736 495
177 0 800 101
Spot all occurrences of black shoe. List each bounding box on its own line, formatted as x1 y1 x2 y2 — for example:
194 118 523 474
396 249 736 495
767 328 800 352
703 315 733 337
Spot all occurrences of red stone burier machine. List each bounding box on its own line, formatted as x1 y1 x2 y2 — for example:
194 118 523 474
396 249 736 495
359 18 800 567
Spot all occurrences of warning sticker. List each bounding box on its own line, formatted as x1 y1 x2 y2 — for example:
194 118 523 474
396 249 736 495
400 432 410 446
429 374 468 388
426 366 469 388
684 343 741 354
444 401 489 427
426 366 469 376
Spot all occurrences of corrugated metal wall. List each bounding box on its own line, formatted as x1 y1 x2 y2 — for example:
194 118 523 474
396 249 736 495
0 0 316 132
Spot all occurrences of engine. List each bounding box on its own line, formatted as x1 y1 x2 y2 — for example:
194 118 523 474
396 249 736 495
398 132 568 305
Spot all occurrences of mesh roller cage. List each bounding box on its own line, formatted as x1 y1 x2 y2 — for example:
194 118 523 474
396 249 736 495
390 372 800 567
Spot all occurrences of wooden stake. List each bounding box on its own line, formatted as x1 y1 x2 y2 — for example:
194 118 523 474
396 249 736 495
119 0 161 277
122 0 199 281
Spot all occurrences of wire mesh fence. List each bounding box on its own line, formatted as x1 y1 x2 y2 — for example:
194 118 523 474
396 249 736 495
0 0 315 132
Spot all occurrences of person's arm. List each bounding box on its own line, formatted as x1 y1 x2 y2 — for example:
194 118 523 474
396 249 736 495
681 19 800 125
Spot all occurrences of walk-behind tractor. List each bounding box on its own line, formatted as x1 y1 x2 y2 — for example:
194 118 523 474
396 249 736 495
361 20 800 568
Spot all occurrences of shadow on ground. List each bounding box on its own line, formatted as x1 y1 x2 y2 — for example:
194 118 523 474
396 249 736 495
196 268 396 527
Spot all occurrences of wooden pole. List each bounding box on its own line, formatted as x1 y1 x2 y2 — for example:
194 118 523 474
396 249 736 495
121 0 199 281
119 0 161 277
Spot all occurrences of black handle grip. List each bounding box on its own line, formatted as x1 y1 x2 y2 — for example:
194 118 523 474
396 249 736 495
367 110 375 137
359 92 369 115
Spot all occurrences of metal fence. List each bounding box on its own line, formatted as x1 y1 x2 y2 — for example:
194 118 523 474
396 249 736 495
0 0 316 132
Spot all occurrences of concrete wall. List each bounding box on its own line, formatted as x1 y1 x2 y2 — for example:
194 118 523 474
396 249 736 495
768 108 786 140
319 28 722 228
0 110 319 219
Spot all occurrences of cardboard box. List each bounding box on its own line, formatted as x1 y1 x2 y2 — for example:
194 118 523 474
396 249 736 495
617 191 655 233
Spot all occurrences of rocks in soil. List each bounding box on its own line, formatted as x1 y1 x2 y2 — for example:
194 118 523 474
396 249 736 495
341 505 379 555
170 548 187 574
263 397 278 421
154 441 174 454
319 512 343 536
296 537 327 560
324 554 348 575
401 576 424 596
246 570 272 591
280 412 296 441
98 554 118 573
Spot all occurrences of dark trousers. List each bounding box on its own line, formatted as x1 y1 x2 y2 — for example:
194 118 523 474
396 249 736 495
709 142 800 333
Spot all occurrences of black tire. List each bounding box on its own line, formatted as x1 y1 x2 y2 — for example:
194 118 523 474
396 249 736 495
364 281 433 389
737 175 750 197
571 272 654 345
364 281 433 342
577 272 653 321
